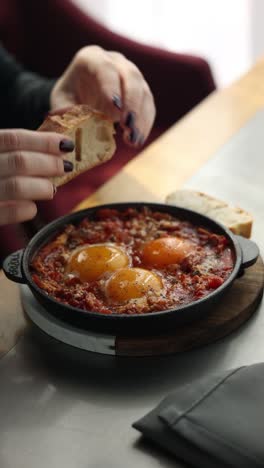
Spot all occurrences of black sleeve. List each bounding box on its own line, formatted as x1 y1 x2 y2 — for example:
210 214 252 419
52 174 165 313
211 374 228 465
0 46 56 130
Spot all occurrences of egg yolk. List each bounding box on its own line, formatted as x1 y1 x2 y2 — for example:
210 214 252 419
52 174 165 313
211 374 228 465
106 267 163 303
67 244 129 282
142 236 193 267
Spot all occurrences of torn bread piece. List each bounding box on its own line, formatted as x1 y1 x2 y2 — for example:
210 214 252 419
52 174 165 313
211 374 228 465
38 105 116 187
166 189 253 238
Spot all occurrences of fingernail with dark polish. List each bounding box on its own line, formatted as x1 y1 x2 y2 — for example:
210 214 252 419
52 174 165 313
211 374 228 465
59 139 75 152
112 95 122 110
129 128 139 144
53 185 57 196
125 112 135 129
63 160 74 172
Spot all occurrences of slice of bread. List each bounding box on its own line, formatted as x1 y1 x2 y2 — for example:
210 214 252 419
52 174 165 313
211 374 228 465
166 189 253 238
38 105 116 187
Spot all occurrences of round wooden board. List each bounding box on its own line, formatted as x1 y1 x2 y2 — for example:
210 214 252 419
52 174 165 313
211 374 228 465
116 257 264 356
0 272 27 359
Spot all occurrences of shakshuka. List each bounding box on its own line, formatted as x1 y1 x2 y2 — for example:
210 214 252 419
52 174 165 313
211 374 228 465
30 207 234 314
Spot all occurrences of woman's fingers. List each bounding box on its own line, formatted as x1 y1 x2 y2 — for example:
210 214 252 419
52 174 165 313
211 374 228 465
74 47 122 121
108 52 156 146
0 200 37 225
0 177 55 201
0 129 75 226
0 129 74 155
0 151 68 178
95 65 123 121
50 45 156 148
121 80 155 147
134 87 156 144
117 65 144 144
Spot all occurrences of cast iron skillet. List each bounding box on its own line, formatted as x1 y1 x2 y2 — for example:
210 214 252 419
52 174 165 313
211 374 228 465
3 202 259 335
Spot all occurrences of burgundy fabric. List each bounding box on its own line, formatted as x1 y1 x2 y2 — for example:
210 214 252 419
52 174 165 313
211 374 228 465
0 0 216 262
0 225 25 261
0 1 27 59
15 0 215 127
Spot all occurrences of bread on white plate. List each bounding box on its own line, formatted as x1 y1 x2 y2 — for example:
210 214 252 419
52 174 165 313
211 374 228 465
38 105 116 187
166 189 253 238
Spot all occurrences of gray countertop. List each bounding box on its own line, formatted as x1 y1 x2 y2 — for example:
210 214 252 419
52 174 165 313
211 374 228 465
1 109 264 468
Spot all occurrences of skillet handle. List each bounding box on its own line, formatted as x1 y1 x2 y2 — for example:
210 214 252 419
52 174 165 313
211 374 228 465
2 249 26 284
236 236 259 269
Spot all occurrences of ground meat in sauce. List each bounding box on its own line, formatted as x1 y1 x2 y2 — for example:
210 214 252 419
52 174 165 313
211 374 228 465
30 207 234 315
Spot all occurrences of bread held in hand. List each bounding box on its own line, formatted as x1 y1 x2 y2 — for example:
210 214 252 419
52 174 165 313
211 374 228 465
38 105 116 187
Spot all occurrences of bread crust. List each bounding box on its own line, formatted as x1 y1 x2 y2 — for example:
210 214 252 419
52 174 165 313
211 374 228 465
166 189 253 238
38 105 116 187
38 105 111 133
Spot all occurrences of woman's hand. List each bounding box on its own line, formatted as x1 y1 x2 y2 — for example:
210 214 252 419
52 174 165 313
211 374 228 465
50 46 156 147
0 129 74 225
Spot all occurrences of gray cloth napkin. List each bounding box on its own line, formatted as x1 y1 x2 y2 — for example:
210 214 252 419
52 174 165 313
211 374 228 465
133 363 264 468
